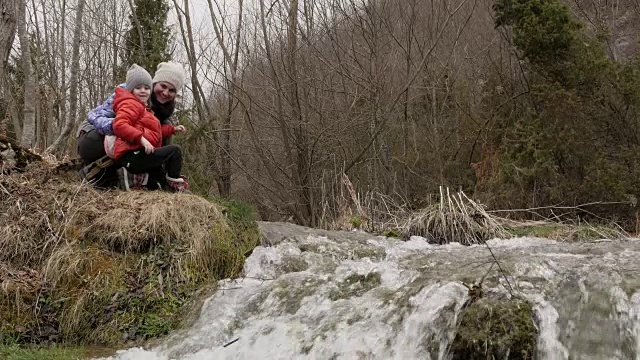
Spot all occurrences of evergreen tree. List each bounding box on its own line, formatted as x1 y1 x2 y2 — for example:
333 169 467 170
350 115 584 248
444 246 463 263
123 0 172 74
487 0 640 228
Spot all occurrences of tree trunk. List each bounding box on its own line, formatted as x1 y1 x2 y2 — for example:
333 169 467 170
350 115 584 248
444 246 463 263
219 0 244 199
0 0 16 137
175 0 225 195
287 0 313 226
17 0 35 148
0 0 15 78
204 0 243 198
46 0 86 154
258 0 304 225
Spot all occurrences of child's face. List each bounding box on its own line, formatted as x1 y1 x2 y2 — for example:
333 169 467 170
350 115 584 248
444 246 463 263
133 85 151 103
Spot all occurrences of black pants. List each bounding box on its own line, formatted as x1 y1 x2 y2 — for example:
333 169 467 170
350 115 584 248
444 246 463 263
77 129 106 165
77 130 118 188
119 144 182 179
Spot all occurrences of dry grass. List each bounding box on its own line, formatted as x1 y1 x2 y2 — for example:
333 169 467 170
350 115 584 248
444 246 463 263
0 162 260 345
319 173 409 235
84 191 227 254
402 187 509 245
502 218 628 241
0 265 44 310
42 244 129 340
0 169 102 268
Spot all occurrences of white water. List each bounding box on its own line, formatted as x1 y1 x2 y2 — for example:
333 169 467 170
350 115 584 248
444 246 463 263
102 222 640 360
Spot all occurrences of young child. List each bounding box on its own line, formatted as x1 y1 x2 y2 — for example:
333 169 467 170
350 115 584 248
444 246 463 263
110 64 189 191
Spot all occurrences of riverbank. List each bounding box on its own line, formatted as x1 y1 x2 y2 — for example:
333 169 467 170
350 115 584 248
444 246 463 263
0 162 259 350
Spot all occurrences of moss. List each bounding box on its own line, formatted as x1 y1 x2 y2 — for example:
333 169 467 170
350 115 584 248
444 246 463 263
279 255 308 273
329 272 382 301
450 297 537 360
621 279 640 298
506 224 562 238
380 229 401 238
298 243 320 253
216 198 259 240
300 343 313 354
566 225 625 241
0 345 83 360
0 175 261 348
346 312 364 325
352 247 386 260
273 277 324 315
376 288 397 304
506 222 625 241
349 216 363 229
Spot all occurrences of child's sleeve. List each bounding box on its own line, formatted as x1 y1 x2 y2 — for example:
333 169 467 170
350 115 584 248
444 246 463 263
87 84 125 135
113 100 144 144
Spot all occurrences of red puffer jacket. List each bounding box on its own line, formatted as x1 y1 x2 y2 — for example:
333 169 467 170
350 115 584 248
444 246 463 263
112 88 175 160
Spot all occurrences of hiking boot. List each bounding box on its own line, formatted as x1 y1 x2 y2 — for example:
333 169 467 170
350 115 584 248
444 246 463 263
118 167 149 190
79 156 116 182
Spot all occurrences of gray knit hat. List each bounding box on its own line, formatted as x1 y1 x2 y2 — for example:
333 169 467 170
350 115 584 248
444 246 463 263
152 62 186 92
125 64 153 91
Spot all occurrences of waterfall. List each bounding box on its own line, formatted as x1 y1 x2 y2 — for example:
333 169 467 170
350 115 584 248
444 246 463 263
101 222 640 359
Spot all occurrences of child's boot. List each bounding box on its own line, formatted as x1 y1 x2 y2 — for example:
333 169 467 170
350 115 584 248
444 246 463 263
166 175 191 192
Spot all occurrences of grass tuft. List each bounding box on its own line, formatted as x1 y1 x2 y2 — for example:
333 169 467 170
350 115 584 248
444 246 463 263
403 187 508 245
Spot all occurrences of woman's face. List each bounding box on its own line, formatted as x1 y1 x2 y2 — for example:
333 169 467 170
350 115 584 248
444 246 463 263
153 81 177 104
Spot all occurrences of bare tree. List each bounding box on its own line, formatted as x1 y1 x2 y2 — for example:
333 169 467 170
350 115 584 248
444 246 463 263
0 0 16 137
17 0 35 147
203 0 245 197
0 0 15 87
46 0 86 154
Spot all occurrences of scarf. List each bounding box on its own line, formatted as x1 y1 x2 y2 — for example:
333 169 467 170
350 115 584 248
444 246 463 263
150 92 176 124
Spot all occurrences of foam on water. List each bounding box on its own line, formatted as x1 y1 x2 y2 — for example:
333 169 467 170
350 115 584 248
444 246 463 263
100 225 640 359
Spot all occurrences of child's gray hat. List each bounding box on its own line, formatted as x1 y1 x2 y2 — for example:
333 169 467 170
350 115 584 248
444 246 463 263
125 64 153 91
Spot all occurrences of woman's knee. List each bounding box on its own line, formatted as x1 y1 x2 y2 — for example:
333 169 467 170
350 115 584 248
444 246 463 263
77 130 106 164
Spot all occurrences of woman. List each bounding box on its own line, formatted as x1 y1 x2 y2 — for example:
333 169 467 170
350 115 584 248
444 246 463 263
76 62 186 188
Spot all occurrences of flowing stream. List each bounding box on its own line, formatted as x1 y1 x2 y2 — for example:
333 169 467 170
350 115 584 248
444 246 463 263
102 221 640 359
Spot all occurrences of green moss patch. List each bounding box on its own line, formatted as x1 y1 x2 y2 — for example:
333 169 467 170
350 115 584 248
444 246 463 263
450 297 537 359
0 165 260 347
273 277 324 314
279 255 309 273
0 344 83 360
505 221 626 241
329 272 382 301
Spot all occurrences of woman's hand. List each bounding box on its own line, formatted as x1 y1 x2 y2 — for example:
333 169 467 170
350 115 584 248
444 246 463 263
174 125 186 133
140 136 155 154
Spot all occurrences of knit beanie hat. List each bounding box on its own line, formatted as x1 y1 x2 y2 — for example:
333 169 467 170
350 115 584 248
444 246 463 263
152 62 186 92
125 64 153 91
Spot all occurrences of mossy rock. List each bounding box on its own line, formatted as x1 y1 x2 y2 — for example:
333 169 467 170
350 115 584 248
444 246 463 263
450 297 537 360
328 272 382 301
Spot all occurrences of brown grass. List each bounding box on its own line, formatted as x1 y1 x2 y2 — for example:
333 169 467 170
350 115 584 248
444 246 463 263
403 187 509 245
0 162 259 345
84 191 227 254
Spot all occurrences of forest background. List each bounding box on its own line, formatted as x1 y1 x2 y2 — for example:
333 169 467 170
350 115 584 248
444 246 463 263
1 0 640 230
